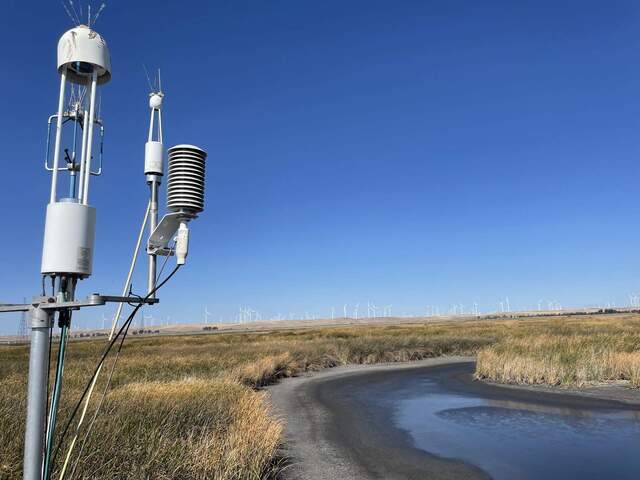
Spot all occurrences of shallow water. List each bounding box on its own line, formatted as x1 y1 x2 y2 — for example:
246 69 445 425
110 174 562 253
383 373 640 480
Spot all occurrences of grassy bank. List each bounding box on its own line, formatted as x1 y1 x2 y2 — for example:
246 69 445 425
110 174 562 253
1 314 638 478
476 316 640 387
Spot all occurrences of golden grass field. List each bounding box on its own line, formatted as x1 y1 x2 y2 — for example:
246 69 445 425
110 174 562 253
1 314 638 479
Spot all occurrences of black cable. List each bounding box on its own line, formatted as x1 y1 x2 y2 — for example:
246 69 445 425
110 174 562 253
69 308 133 479
155 243 174 283
126 285 142 308
43 274 58 464
44 321 70 479
50 265 181 470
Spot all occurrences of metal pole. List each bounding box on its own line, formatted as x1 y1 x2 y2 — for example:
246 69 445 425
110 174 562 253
23 306 52 480
76 102 90 202
82 71 98 205
147 178 159 297
49 69 67 204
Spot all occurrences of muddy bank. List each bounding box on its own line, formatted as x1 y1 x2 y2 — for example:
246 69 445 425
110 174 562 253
267 357 640 480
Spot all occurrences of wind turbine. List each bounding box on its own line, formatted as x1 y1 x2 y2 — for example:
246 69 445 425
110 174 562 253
204 305 211 324
343 304 348 319
354 302 360 320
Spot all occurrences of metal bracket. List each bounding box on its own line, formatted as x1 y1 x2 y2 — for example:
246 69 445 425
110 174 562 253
0 294 158 314
148 211 182 254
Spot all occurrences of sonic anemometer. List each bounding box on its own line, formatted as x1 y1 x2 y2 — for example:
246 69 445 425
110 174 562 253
0 7 207 479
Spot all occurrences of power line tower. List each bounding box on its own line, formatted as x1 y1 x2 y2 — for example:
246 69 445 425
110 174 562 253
17 298 28 342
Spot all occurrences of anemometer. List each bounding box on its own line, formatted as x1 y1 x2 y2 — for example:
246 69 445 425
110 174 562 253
0 16 207 480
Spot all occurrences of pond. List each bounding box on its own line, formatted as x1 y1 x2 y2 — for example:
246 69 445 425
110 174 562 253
382 365 640 480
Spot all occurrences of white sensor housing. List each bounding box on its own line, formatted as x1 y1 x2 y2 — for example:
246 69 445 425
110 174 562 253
57 26 112 85
175 222 189 265
147 145 207 254
145 141 164 176
149 93 163 110
167 144 206 215
41 201 96 277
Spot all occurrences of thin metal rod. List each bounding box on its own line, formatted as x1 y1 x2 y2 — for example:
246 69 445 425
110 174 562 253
77 97 90 201
111 201 150 338
148 181 159 297
49 69 67 203
157 109 163 143
45 116 54 171
82 71 98 205
23 310 52 480
147 108 154 142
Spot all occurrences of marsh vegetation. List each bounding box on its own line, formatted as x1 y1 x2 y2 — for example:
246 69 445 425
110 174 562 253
1 314 638 479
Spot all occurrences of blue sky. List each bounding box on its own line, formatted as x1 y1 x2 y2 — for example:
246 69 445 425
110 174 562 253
2 1 640 332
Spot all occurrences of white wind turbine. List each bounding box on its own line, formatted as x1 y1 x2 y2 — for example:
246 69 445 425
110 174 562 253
354 302 360 320
204 306 212 324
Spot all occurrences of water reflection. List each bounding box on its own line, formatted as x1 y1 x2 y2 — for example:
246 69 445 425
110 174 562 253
388 376 640 480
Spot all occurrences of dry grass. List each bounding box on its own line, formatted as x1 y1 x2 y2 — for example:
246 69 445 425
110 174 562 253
77 379 282 479
476 318 640 387
1 314 638 478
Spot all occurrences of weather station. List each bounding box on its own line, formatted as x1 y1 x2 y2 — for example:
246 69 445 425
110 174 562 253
0 6 207 480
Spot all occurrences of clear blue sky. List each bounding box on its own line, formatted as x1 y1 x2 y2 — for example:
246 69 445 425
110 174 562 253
2 1 640 332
